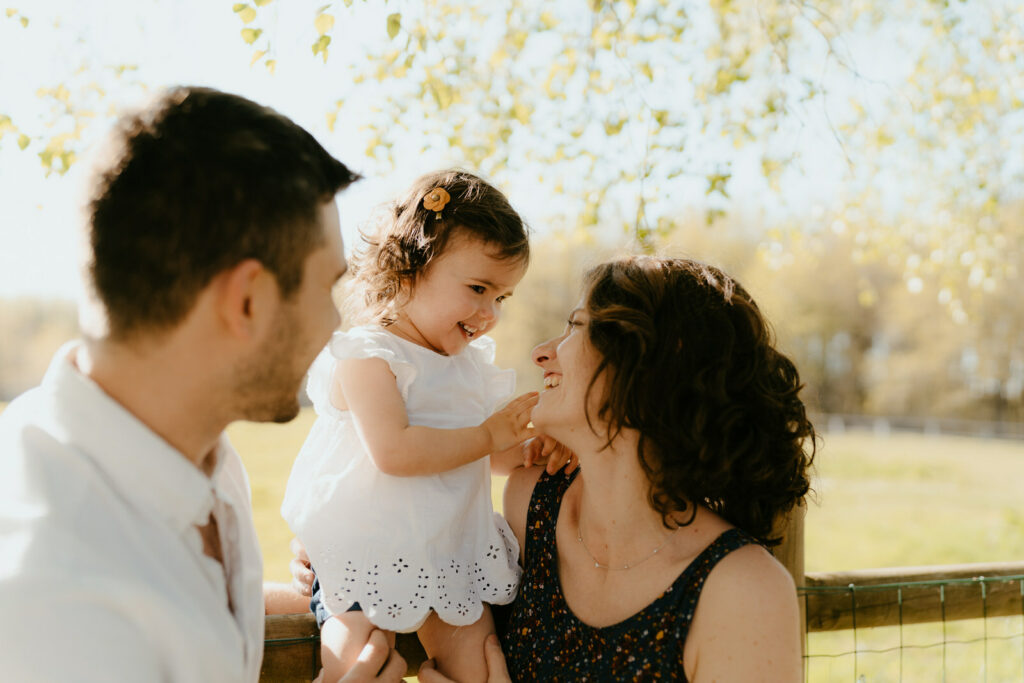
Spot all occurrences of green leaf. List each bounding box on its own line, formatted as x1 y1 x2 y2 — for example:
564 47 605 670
386 12 401 39
17 133 29 150
312 35 331 62
241 28 262 44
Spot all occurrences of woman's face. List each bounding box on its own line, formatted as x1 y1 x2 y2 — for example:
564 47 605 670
530 303 604 441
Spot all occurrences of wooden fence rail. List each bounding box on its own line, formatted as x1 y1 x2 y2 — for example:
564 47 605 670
261 560 1024 681
801 561 1024 632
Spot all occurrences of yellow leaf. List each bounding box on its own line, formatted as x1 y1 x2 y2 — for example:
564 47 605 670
254 0 272 6
241 28 262 44
238 7 257 23
232 3 248 11
5 9 16 18
387 12 401 39
19 15 26 27
265 59 277 74
315 13 334 35
326 111 337 132
17 133 29 150
250 49 266 66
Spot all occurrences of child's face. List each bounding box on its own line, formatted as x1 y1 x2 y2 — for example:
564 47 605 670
395 232 527 356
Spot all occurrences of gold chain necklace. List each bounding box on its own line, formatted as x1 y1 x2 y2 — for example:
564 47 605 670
576 521 678 571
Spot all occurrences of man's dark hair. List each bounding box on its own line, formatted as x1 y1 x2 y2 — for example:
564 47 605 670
88 86 359 339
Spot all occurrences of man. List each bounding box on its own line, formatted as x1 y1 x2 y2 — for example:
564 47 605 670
0 86 402 681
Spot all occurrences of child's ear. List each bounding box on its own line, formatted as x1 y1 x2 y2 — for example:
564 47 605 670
216 259 280 340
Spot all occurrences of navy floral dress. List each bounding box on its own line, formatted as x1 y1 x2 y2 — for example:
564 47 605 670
500 469 757 682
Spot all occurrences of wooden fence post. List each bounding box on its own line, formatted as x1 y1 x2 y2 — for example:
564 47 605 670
775 503 806 657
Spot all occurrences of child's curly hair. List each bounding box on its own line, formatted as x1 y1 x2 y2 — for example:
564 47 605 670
349 170 529 324
581 256 816 547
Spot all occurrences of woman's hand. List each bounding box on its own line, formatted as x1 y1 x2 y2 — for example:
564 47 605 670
523 434 578 474
289 537 315 597
418 634 511 683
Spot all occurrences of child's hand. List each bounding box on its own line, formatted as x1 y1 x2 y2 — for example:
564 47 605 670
523 434 579 474
482 392 538 453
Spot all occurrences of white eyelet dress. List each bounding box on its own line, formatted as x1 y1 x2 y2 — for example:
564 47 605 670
282 326 522 632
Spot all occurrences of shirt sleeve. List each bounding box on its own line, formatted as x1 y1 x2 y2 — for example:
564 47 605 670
0 599 164 682
323 328 418 404
469 335 517 412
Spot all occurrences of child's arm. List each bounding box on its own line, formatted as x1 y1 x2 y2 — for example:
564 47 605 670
336 357 537 477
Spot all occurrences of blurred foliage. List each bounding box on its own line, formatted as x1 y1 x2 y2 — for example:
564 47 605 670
225 0 1024 291
2 1 1022 420
3 214 1022 420
0 299 79 398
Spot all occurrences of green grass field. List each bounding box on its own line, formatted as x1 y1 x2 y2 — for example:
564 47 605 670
231 413 1024 681
230 413 1024 580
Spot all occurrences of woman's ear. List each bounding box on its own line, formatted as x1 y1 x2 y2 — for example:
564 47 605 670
216 258 280 341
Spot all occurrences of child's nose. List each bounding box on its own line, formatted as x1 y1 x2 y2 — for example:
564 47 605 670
479 301 497 321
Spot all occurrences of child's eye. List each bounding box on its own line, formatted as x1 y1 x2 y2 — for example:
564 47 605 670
496 295 507 303
469 285 485 294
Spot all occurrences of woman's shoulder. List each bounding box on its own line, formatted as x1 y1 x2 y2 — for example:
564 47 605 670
684 538 801 679
502 466 547 553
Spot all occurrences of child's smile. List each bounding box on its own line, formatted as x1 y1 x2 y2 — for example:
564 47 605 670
392 231 528 356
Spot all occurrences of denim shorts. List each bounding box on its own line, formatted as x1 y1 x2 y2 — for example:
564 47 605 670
309 571 362 629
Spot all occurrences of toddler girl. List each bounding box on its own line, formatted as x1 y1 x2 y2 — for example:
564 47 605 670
282 170 536 682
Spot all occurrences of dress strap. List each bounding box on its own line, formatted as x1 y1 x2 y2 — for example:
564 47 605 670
523 469 578 564
667 527 759 639
681 528 757 585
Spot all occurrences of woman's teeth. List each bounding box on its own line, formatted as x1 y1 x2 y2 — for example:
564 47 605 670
543 375 561 389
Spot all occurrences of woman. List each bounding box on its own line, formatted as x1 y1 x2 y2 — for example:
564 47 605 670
495 255 814 682
294 255 815 682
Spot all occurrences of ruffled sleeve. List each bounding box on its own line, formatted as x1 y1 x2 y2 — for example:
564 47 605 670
468 335 516 412
305 327 418 418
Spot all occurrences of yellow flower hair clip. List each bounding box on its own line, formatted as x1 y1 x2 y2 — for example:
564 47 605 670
423 187 451 220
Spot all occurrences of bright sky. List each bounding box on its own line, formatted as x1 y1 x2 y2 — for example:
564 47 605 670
0 0 472 301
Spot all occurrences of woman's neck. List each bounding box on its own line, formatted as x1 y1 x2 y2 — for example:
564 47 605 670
567 432 682 559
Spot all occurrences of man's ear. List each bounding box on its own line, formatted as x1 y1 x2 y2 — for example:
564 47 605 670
216 259 280 341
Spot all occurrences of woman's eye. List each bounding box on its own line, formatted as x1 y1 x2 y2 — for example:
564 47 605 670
469 285 485 294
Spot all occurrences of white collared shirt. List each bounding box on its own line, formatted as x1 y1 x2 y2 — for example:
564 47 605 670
0 342 265 682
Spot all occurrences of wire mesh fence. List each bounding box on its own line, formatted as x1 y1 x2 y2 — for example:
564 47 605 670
802 574 1024 682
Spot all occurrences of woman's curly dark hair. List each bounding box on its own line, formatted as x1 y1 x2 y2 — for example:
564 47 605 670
349 169 529 324
582 256 815 547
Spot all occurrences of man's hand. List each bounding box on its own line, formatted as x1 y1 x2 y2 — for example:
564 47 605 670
418 634 511 683
312 629 407 683
289 537 315 597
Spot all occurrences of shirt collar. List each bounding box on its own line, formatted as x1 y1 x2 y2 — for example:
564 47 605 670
41 341 229 533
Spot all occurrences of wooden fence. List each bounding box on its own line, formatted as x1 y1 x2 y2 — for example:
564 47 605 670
261 519 1024 681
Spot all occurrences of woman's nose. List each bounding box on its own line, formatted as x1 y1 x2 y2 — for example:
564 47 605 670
531 338 556 366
